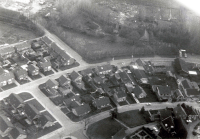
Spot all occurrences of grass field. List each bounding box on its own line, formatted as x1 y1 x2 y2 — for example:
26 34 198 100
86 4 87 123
0 21 37 45
117 110 147 128
86 118 124 139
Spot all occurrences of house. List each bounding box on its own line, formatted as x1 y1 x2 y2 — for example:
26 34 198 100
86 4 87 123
42 36 52 46
131 69 149 85
14 42 31 54
27 64 39 76
0 115 14 137
23 103 41 122
174 58 188 76
96 64 113 76
60 51 75 66
9 127 27 139
14 67 28 80
113 89 127 102
36 114 54 129
69 71 82 82
72 104 91 116
118 71 132 84
0 46 15 59
80 68 93 77
133 85 147 98
6 93 24 110
172 89 184 101
136 58 145 67
125 83 135 93
58 87 71 96
31 41 42 50
173 105 187 120
147 110 160 121
152 85 172 102
93 97 111 109
181 103 198 121
45 79 59 89
161 116 175 133
93 76 104 85
57 75 71 87
37 59 52 72
0 70 15 87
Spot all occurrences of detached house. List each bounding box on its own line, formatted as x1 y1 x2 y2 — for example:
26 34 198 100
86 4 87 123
131 69 149 85
72 103 91 116
69 71 82 82
9 127 27 139
0 46 15 59
0 70 15 87
36 114 54 129
173 105 187 120
181 103 198 122
6 93 24 110
113 89 127 102
93 97 111 109
174 58 188 76
42 36 53 46
27 64 39 76
14 42 31 54
45 79 59 90
133 85 147 99
57 75 71 87
23 103 41 122
0 115 14 137
118 71 132 84
80 68 93 77
37 58 52 72
96 64 113 76
172 89 184 102
14 67 28 80
152 85 172 102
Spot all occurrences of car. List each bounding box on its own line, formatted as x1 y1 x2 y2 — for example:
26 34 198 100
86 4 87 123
146 103 151 106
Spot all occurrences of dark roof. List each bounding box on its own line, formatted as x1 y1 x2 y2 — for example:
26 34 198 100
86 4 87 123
14 67 28 77
97 64 113 73
42 36 52 45
118 71 131 84
38 60 51 68
157 86 171 95
60 51 71 60
161 116 174 128
173 89 184 98
0 71 14 82
58 87 71 95
28 64 39 72
37 114 54 127
93 97 110 107
7 93 24 108
115 90 127 98
45 79 58 88
136 59 144 67
133 85 145 97
133 69 147 79
186 89 200 96
73 104 91 116
0 115 13 133
70 71 81 81
51 43 63 54
181 103 197 115
173 105 187 117
80 68 93 76
24 103 40 120
9 127 26 139
149 110 159 115
174 58 188 73
159 109 172 120
58 75 70 86
181 79 191 89
93 76 104 84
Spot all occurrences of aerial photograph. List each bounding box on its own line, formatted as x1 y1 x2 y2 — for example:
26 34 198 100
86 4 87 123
0 0 200 139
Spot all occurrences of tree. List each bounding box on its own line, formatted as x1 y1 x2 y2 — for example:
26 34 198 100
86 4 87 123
140 106 145 114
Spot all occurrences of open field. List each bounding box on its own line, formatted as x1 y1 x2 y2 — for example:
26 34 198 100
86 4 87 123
0 21 37 45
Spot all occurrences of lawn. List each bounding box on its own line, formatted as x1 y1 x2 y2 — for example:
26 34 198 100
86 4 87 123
18 92 33 101
117 110 147 128
28 74 42 80
1 83 17 91
16 79 31 85
86 118 124 139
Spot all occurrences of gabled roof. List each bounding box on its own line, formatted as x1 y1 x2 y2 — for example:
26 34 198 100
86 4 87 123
173 105 187 117
186 89 200 96
159 109 172 120
14 67 28 77
0 71 14 82
115 90 127 98
9 127 26 139
80 68 93 76
24 103 40 120
58 87 71 95
174 58 188 73
27 64 39 72
93 97 110 107
42 36 52 45
73 104 91 116
181 103 197 116
136 59 145 67
93 76 104 84
118 71 131 84
60 51 71 60
38 60 51 68
45 79 58 88
133 85 146 97
50 43 63 54
7 93 24 108
70 71 82 81
97 64 113 73
181 79 192 89
173 89 184 98
157 86 171 95
133 69 147 79
37 114 54 127
58 75 70 86
0 115 13 133
161 116 174 128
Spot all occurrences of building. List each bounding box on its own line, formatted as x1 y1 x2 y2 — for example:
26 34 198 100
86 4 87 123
27 64 39 76
0 115 14 137
131 69 149 85
9 127 27 139
93 97 111 109
42 36 52 46
160 116 175 133
23 103 41 122
37 59 52 72
181 103 198 122
80 68 93 77
173 105 187 120
133 85 147 98
69 71 82 82
14 42 31 54
113 89 127 102
6 93 24 110
96 64 113 76
36 115 54 129
152 85 172 102
172 89 184 101
72 104 91 116
174 58 188 76
45 79 59 90
14 67 28 80
0 70 15 87
57 75 71 87
118 71 132 84
0 46 15 59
